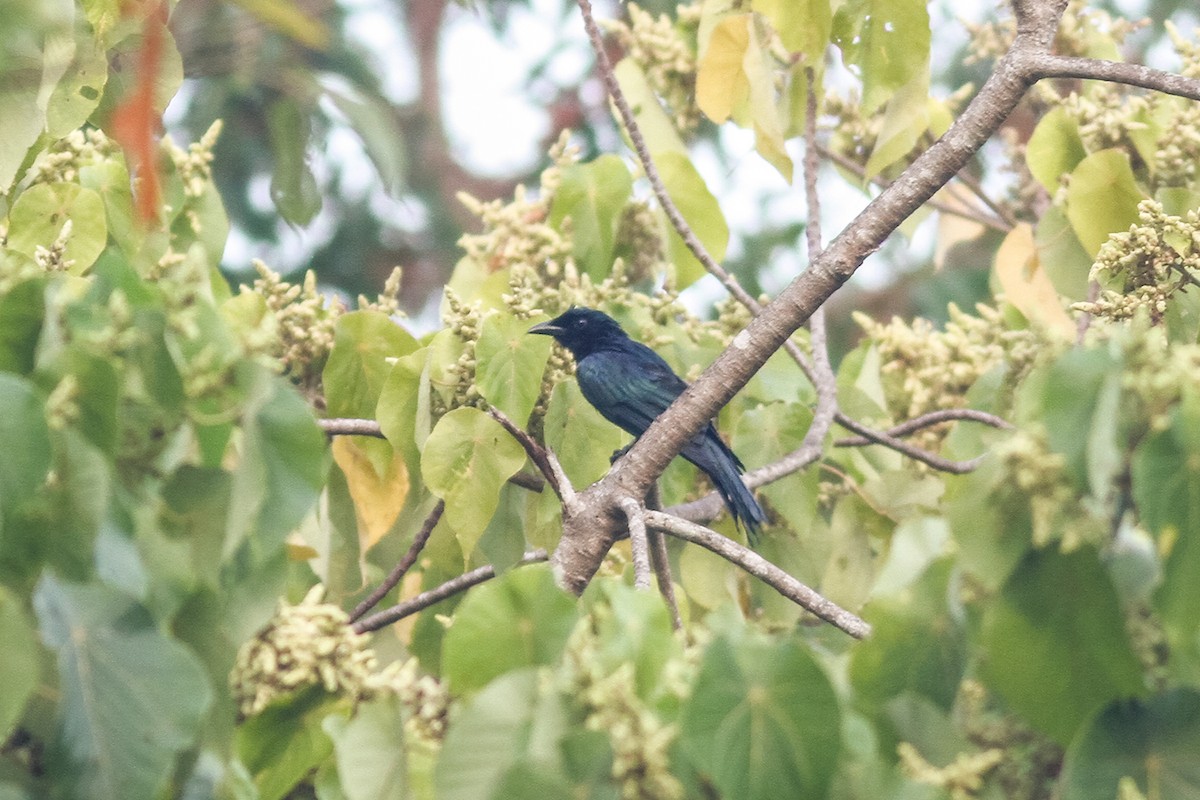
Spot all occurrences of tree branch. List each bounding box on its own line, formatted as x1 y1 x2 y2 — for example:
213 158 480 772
834 408 1013 447
351 550 550 634
598 0 1069 510
833 413 988 474
488 407 578 511
619 497 652 590
646 511 871 639
1022 53 1200 101
349 500 444 623
319 418 385 437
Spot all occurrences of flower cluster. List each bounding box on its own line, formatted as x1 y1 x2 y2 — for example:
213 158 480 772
603 3 701 134
230 585 397 718
898 741 1005 800
955 679 1064 800
856 304 1041 448
164 120 223 199
1154 101 1200 187
1075 200 1200 326
243 260 404 393
439 287 486 413
390 658 450 744
24 127 121 186
993 428 1104 549
457 133 578 281
246 260 342 388
565 620 687 800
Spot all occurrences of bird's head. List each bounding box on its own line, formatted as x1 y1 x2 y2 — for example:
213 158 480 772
528 306 626 358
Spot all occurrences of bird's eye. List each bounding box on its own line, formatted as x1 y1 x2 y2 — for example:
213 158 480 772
576 318 587 327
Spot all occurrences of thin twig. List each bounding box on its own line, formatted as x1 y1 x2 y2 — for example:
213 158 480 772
648 530 682 630
797 67 840 464
819 144 1011 233
351 550 550 634
488 407 578 510
833 413 988 474
349 500 445 623
834 408 1013 446
319 418 385 437
645 485 683 630
1023 52 1200 101
620 497 652 590
574 0 772 340
646 511 870 639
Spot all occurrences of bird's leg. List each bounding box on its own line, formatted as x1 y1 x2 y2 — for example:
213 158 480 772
609 443 633 464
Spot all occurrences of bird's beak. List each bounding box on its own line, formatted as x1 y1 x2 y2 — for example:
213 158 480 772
528 321 562 336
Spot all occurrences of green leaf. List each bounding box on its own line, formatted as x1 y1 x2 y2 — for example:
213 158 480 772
376 347 431 475
0 49 43 190
542 379 626 490
547 155 633 280
1065 149 1145 256
236 687 339 800
680 634 841 800
267 94 321 225
68 349 121 455
1060 689 1200 800
1035 347 1122 493
834 0 930 114
325 310 419 419
33 574 213 800
1026 107 1086 192
45 23 107 137
979 547 1145 745
226 371 330 557
474 312 553 425
753 0 831 60
0 374 52 526
434 668 571 800
656 151 728 288
7 182 108 273
0 586 38 740
582 579 680 702
420 406 526 553
1132 387 1200 670
864 67 930 179
325 85 407 193
1035 204 1093 301
441 564 578 694
0 277 45 374
733 401 817 533
850 560 965 712
945 458 1031 590
323 696 407 800
613 59 686 154
79 160 140 256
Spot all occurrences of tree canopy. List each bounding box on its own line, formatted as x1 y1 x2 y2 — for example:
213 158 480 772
3 1 1200 799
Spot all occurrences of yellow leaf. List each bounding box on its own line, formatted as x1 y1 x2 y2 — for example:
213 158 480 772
286 539 320 561
994 223 1075 337
697 15 752 124
745 22 793 181
331 437 409 553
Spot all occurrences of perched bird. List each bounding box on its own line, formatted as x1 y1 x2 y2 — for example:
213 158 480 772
529 306 766 543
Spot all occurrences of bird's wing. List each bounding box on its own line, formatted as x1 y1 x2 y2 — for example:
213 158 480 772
575 345 688 437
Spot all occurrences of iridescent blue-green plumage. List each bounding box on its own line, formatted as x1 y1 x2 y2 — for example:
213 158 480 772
529 307 766 543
